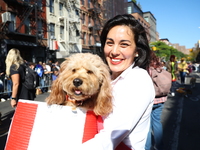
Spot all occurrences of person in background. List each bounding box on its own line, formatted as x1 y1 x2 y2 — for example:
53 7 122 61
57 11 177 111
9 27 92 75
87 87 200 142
178 58 188 85
43 62 52 92
5 48 35 108
145 52 167 150
28 62 38 99
35 61 45 93
51 67 59 81
54 61 60 70
76 14 155 150
0 57 6 102
161 61 167 70
187 61 193 75
166 55 178 96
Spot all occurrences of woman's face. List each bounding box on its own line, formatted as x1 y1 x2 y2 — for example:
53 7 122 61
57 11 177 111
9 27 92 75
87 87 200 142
104 25 137 79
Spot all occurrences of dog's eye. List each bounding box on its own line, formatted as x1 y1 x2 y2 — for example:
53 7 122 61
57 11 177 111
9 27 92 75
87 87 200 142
72 69 76 72
87 70 93 74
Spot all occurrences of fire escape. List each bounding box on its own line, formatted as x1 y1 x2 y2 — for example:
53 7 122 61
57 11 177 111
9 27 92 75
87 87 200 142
57 0 80 54
0 0 47 47
87 0 103 55
67 0 79 46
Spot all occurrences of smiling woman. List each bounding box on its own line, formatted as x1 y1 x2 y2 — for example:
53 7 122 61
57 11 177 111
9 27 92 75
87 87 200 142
104 25 136 80
76 14 155 150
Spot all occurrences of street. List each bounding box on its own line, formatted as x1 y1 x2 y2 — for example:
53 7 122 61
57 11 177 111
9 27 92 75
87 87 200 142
0 72 200 150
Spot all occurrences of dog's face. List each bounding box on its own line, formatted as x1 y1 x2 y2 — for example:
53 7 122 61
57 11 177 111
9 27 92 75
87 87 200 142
60 64 102 101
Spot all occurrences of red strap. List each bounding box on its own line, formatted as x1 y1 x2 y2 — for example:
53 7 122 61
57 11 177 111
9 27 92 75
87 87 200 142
82 111 131 150
5 102 38 150
82 111 98 143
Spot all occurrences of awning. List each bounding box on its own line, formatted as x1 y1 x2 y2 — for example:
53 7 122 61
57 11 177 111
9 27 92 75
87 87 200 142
3 39 37 47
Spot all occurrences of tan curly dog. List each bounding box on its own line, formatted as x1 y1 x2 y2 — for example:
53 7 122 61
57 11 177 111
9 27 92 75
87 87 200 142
46 53 113 116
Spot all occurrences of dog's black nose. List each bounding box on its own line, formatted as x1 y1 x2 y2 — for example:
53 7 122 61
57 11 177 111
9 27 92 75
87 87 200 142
73 78 83 87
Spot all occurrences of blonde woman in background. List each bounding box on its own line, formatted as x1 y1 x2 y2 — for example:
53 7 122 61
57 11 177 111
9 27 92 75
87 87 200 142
5 48 35 108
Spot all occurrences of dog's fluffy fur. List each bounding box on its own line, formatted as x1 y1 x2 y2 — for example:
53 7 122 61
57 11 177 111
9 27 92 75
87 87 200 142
46 53 113 116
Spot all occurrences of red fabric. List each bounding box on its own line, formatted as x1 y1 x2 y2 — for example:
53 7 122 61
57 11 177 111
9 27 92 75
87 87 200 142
97 115 103 132
5 102 38 150
82 111 131 150
53 41 58 50
172 79 176 82
115 142 132 150
82 111 98 143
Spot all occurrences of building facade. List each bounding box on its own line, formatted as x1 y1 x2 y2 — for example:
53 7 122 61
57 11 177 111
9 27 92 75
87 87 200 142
80 0 103 55
0 0 48 63
143 11 157 43
47 0 81 60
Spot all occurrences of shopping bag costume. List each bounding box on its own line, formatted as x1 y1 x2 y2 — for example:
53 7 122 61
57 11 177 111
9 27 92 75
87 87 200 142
5 100 131 150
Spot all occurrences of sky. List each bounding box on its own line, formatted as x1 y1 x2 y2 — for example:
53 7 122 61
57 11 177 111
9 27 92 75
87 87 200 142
138 0 200 49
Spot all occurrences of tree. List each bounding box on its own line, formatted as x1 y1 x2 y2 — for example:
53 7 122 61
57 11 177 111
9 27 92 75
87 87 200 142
188 48 200 62
132 0 137 3
150 41 186 61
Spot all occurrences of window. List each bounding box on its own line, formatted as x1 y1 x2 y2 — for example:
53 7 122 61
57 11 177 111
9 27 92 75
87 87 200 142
89 34 92 45
11 13 16 30
88 0 90 8
59 3 63 16
50 0 54 13
83 32 86 44
82 13 85 24
60 26 64 39
75 10 79 16
88 16 91 26
25 18 30 34
81 0 84 6
50 23 55 38
76 30 80 36
37 0 42 10
127 6 132 14
38 20 43 38
144 17 149 22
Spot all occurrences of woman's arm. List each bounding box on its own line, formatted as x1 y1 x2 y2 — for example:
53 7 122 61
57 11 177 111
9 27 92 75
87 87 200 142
10 73 20 108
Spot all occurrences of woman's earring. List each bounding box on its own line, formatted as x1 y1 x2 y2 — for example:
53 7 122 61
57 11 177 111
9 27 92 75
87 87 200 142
135 53 139 57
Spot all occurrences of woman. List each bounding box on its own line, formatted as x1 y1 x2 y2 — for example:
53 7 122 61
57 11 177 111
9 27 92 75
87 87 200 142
145 52 167 150
166 55 178 96
51 67 59 81
78 14 155 150
5 48 35 108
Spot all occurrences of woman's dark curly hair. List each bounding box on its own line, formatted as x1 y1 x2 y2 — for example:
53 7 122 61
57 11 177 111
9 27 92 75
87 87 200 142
100 14 151 70
149 50 162 69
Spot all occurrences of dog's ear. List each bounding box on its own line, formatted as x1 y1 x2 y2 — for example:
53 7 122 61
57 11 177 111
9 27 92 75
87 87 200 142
93 64 113 116
45 76 66 105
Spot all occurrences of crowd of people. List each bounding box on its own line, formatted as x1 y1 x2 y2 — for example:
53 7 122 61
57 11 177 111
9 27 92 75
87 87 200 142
0 49 60 103
0 13 200 150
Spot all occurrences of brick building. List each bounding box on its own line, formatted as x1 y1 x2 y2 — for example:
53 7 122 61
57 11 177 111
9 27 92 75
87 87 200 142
0 0 48 63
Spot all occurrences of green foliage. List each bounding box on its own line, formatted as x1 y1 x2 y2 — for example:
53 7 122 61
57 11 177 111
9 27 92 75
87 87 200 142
132 0 137 3
150 41 187 61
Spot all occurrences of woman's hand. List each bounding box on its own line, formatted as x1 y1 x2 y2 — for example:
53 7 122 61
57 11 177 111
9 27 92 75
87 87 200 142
11 100 17 108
